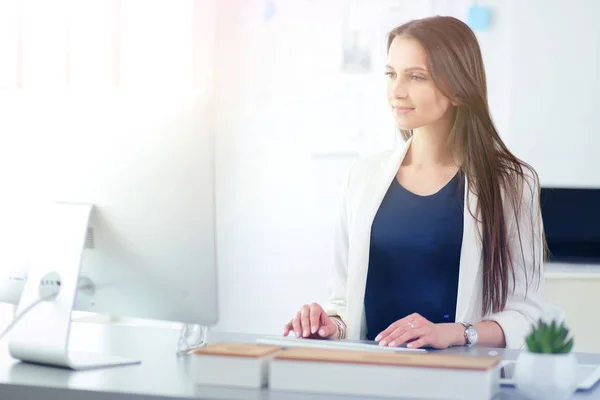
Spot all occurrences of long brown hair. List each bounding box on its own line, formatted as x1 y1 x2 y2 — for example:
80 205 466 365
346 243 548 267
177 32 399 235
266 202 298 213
388 16 545 316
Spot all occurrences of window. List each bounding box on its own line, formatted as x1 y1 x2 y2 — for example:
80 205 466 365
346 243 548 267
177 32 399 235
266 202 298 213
0 0 208 90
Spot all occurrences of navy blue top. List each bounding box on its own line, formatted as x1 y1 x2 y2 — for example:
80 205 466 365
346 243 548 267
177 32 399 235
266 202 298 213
364 172 464 341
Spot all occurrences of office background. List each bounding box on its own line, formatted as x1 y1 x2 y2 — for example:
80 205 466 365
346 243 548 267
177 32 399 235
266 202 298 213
0 0 599 352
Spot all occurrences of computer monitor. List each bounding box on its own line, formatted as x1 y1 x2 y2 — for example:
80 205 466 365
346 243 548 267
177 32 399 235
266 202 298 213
0 92 218 369
540 187 600 264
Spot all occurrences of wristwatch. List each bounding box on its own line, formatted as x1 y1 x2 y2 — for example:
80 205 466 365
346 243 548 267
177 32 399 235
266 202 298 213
459 322 479 346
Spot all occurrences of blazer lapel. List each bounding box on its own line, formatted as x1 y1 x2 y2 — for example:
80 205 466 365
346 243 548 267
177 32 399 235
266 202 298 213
455 176 483 322
346 139 412 339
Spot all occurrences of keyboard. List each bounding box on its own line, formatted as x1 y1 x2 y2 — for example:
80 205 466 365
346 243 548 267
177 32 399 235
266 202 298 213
256 335 427 353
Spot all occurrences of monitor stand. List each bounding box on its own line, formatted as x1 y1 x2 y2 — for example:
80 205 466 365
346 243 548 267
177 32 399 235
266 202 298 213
8 202 140 370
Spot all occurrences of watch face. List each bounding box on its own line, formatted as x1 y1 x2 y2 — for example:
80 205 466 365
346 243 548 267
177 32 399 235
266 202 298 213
467 327 479 344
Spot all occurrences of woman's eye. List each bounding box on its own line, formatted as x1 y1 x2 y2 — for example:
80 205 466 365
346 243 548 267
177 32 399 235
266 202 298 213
410 74 425 81
384 72 396 78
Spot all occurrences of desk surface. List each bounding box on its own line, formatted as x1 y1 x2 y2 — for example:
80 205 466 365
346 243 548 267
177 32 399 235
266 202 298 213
1 322 600 400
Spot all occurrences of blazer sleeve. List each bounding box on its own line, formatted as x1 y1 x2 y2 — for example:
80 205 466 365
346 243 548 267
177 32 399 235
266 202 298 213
322 164 354 325
482 171 546 349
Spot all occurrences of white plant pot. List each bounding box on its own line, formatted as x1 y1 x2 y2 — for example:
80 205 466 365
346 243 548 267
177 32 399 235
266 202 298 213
514 351 577 400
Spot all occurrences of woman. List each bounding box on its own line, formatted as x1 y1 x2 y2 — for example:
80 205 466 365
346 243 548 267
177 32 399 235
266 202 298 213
283 16 545 349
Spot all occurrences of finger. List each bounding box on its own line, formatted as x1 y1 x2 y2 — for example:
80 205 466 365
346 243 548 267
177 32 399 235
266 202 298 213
407 336 429 349
378 326 403 346
283 322 293 336
292 312 302 338
379 324 414 346
309 303 322 335
300 305 311 337
320 312 329 327
378 320 416 345
318 314 334 337
375 322 400 343
318 324 335 338
375 313 419 342
388 328 428 347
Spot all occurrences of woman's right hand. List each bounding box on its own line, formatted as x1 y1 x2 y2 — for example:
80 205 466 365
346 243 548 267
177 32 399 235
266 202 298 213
283 303 339 339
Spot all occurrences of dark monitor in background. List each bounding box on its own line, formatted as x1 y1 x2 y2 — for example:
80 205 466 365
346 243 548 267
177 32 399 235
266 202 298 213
540 187 600 264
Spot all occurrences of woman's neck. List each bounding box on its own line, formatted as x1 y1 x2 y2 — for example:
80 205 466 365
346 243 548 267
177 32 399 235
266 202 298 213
404 113 457 167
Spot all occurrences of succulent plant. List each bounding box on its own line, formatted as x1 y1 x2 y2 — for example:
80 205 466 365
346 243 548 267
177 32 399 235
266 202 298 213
525 319 574 354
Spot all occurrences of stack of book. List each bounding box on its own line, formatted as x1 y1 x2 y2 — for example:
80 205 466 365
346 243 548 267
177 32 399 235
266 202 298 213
269 347 500 399
194 342 282 388
194 342 501 398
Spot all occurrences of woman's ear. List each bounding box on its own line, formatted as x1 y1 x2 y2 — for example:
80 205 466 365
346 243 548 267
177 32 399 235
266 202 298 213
444 90 460 106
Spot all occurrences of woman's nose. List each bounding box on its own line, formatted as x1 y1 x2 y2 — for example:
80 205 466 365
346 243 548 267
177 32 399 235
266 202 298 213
393 80 408 99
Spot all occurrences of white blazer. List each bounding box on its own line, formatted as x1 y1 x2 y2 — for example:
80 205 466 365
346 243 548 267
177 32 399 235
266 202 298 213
323 138 545 349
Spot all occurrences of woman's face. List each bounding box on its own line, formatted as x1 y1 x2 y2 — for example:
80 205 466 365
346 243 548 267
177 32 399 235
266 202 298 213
386 36 454 130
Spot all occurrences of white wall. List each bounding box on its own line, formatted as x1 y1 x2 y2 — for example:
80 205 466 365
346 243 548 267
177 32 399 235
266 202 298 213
504 0 600 188
211 0 392 334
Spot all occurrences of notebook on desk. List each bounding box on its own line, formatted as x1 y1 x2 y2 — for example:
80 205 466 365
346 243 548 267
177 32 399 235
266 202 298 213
256 335 427 353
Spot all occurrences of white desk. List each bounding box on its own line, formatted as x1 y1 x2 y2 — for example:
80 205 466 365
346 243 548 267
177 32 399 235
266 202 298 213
545 263 600 280
1 322 600 399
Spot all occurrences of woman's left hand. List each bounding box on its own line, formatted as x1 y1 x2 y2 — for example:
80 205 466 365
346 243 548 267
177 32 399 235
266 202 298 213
374 313 464 349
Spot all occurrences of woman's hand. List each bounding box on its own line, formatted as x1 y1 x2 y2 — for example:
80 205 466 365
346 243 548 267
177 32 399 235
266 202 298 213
283 303 339 339
374 313 465 349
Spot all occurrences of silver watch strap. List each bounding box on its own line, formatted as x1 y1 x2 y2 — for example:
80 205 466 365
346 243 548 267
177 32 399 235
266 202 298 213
459 321 472 345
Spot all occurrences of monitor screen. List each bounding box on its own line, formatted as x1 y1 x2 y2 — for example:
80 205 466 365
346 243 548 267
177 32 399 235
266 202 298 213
540 187 600 264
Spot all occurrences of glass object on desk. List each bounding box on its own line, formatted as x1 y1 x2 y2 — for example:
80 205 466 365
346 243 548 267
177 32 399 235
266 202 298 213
177 323 209 355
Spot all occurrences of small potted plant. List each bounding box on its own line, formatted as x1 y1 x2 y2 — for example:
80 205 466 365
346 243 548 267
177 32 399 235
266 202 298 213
514 318 577 399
